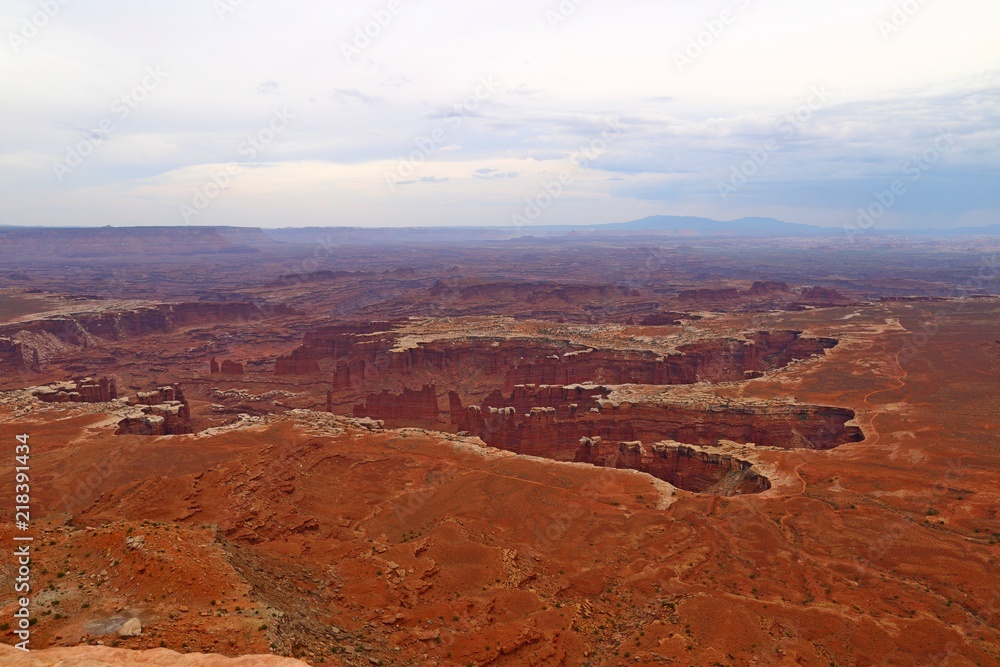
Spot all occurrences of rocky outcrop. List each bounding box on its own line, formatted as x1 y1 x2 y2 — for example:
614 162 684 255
679 288 740 303
638 312 689 326
573 437 771 494
33 377 117 403
118 617 143 637
0 304 272 373
280 324 837 389
353 384 441 427
0 336 29 369
475 384 610 417
527 431 771 495
220 360 244 374
644 443 771 495
275 322 395 376
116 385 192 436
453 392 862 456
430 280 640 303
677 282 795 308
0 645 309 666
797 287 850 306
748 281 791 295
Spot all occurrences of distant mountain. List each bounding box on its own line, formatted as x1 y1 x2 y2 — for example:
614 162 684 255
534 216 1000 237
0 226 280 259
563 215 833 236
890 224 1000 237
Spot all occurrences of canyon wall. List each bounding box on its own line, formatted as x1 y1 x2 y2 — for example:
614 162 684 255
0 302 267 350
277 325 837 393
353 384 441 428
452 393 862 456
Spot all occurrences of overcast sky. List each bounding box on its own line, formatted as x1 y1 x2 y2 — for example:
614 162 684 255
1 0 998 229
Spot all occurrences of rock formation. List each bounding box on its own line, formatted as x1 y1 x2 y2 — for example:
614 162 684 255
220 360 244 374
747 281 791 295
452 389 862 458
679 288 741 303
0 302 267 346
0 645 309 665
797 286 850 306
117 618 142 637
279 325 836 391
116 385 193 436
643 443 771 495
0 336 28 369
33 377 117 403
353 384 441 427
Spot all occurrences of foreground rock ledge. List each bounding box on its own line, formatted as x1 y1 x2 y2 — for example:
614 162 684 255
0 645 309 667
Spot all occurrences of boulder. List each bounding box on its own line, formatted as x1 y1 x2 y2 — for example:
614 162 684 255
117 617 142 637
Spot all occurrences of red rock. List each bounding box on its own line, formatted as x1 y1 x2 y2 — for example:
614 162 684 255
747 281 791 295
34 377 117 403
0 645 309 666
282 326 835 390
118 384 193 435
220 360 243 375
678 288 741 303
797 286 850 305
0 336 28 369
353 384 441 427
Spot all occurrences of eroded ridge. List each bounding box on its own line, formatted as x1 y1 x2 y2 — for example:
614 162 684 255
349 382 862 495
277 325 837 389
576 438 771 496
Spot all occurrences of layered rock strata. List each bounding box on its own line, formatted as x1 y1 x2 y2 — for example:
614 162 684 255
33 377 117 403
116 385 193 436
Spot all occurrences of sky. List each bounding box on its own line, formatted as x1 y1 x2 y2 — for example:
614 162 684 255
1 0 998 230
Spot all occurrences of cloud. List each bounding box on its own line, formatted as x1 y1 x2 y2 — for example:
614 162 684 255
395 176 450 186
1 1 998 228
473 168 519 179
332 88 387 106
257 80 280 96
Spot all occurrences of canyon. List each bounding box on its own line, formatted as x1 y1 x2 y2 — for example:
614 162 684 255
0 229 997 666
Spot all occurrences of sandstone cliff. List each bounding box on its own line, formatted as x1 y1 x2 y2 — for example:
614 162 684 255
33 377 117 403
0 645 308 666
278 325 836 391
352 384 441 427
116 385 193 436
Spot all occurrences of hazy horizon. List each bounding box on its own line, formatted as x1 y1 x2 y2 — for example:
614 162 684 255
3 1 998 230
